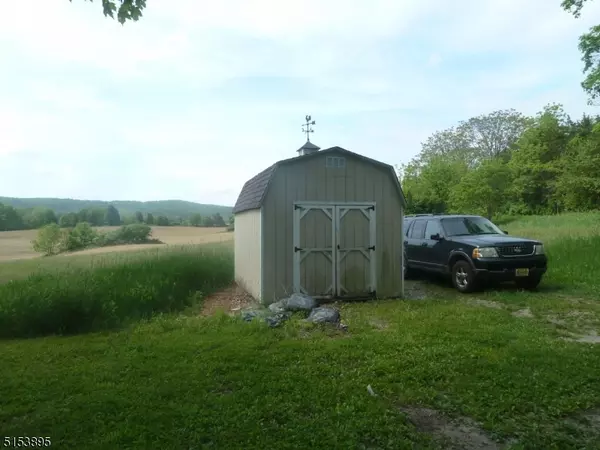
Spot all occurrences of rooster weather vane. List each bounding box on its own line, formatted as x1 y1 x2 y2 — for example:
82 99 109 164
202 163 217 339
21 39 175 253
302 115 316 142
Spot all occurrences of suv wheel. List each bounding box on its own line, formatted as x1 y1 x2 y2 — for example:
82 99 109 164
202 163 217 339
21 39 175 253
451 260 477 293
515 275 542 291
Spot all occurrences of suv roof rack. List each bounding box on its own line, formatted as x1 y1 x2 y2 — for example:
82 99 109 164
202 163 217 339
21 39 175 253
405 214 436 218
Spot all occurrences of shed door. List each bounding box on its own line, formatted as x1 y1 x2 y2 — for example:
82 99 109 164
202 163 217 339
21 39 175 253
336 204 376 298
293 204 336 298
293 202 376 299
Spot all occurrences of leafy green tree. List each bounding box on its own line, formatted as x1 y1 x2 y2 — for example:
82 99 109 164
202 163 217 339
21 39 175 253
202 215 215 227
105 205 121 226
562 0 600 103
89 208 106 226
448 159 512 219
460 109 534 160
554 129 600 210
189 213 203 227
0 203 25 231
72 0 146 24
59 212 79 228
507 104 570 214
400 156 468 213
212 213 226 227
23 207 58 229
155 215 170 226
145 213 154 225
63 222 98 251
134 211 144 223
31 223 64 256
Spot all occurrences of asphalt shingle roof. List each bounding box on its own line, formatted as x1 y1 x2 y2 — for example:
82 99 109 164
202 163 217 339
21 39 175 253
232 146 406 214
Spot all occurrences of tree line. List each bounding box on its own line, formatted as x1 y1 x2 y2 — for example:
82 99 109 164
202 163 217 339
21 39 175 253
0 203 231 232
399 104 600 219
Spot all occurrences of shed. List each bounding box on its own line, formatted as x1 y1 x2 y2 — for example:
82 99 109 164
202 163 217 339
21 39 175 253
232 143 406 304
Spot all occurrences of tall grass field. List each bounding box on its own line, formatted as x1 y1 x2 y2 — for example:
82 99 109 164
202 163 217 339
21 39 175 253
1 212 600 449
0 245 233 338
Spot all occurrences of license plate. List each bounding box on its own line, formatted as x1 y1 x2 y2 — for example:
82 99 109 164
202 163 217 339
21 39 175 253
515 268 529 277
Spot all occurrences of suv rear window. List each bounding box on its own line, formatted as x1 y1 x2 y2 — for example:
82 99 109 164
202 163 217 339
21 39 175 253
410 220 426 239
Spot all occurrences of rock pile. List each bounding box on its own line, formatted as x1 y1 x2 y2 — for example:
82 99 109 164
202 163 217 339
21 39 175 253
240 293 345 329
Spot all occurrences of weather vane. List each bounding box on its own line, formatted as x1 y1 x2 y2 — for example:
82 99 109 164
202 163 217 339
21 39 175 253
302 115 316 142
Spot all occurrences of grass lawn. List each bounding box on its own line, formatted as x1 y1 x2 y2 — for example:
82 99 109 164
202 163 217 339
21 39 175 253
1 213 600 449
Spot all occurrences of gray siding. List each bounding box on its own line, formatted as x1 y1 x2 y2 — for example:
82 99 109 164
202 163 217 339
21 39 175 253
261 151 403 303
234 209 262 300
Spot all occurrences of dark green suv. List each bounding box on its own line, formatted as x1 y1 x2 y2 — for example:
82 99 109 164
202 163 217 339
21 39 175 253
403 214 548 293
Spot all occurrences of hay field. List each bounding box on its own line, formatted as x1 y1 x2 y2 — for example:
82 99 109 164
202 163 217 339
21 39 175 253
0 226 232 262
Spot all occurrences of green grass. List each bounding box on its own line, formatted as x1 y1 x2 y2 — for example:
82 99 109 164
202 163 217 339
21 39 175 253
0 243 231 284
0 245 233 339
1 212 600 449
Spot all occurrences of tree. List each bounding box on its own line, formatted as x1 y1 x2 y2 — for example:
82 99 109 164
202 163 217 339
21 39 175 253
89 208 106 226
59 212 79 228
507 105 570 214
448 159 512 219
31 223 64 256
134 211 144 223
105 204 121 226
202 215 215 227
0 203 25 231
212 213 226 227
72 0 146 24
189 213 203 227
146 213 154 225
156 215 170 226
554 129 600 210
22 207 58 229
460 109 533 160
562 0 600 103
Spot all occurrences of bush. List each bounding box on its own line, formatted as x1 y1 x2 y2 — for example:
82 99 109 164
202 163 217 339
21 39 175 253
62 222 98 252
0 247 234 339
31 223 64 256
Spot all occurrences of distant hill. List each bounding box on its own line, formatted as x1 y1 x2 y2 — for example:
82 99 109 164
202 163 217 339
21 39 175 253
0 197 233 220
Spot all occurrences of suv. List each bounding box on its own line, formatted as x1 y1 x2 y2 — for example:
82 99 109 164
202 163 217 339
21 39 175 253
403 214 548 293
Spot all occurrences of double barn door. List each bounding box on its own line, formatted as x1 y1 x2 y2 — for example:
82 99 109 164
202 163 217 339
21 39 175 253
292 202 376 299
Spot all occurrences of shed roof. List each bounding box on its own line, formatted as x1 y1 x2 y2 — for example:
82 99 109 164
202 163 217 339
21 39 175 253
232 146 406 214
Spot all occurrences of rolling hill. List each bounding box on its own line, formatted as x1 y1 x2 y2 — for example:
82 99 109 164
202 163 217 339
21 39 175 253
0 197 233 220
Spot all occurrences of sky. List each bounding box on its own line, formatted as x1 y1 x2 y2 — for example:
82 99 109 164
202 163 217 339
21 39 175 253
1 0 600 207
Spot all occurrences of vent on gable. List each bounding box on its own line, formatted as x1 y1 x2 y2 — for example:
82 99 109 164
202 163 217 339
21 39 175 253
326 156 346 168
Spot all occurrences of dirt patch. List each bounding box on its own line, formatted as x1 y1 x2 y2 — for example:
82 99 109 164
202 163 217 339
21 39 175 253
562 330 600 344
369 319 389 330
512 308 534 318
200 284 257 316
403 281 430 300
467 299 504 310
399 406 504 450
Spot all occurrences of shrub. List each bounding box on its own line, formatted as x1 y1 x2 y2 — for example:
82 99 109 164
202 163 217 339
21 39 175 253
62 222 98 252
0 247 234 339
31 223 64 256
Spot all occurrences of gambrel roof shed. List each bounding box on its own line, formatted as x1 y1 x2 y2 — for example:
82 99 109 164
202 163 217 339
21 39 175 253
233 146 406 304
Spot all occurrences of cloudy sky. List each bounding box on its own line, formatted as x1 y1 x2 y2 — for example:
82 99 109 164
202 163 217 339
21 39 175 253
1 0 599 206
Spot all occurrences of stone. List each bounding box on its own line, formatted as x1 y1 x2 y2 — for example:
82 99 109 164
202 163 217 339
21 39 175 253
268 299 288 314
285 293 316 311
306 307 340 324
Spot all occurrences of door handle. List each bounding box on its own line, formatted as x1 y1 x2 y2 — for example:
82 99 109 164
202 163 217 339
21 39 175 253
421 242 428 247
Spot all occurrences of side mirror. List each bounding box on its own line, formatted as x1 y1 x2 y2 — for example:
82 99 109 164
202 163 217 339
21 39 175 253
430 233 443 241
502 230 508 234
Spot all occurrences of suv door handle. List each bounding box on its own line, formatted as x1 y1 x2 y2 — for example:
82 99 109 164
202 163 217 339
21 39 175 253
421 242 428 247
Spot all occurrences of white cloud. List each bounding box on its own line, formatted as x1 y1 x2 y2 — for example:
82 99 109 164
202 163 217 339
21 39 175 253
1 0 599 205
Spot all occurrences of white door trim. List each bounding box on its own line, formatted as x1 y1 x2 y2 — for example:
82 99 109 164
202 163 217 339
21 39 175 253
292 203 336 298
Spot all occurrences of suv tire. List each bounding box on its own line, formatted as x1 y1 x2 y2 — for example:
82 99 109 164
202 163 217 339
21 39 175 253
451 260 478 293
515 275 542 291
